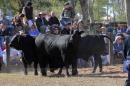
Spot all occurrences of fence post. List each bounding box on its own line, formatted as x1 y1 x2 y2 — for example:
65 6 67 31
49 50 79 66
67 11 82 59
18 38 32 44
5 36 10 72
108 32 114 65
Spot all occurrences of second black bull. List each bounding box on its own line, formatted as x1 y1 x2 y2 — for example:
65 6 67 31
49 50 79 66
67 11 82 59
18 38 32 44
77 34 111 73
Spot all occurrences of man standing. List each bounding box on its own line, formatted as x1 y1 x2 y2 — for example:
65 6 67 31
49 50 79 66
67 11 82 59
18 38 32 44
124 27 130 86
22 1 33 21
60 2 75 27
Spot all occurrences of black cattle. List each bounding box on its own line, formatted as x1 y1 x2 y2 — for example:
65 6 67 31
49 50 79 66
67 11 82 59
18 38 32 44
77 33 111 73
10 34 38 75
35 31 82 76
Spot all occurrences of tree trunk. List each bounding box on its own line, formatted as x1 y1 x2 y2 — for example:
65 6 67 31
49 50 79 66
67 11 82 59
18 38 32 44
88 0 94 23
69 0 76 8
79 0 89 31
18 0 31 13
126 0 130 26
5 36 10 72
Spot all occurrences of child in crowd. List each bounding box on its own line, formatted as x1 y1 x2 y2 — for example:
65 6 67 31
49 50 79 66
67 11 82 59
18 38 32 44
28 24 40 37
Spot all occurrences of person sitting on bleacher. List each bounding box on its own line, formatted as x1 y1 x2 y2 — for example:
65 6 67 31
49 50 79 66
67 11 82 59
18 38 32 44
113 35 124 62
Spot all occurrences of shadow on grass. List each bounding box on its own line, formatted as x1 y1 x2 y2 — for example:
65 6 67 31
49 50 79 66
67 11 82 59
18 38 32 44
75 71 127 78
44 70 127 78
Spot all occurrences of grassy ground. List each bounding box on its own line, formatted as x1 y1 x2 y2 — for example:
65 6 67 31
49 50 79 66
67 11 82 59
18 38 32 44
0 64 127 86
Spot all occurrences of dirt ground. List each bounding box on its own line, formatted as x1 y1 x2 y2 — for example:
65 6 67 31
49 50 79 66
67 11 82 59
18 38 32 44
0 64 128 86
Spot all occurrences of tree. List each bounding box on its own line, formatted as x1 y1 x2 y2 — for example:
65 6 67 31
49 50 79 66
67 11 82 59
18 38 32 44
126 0 130 26
79 0 89 31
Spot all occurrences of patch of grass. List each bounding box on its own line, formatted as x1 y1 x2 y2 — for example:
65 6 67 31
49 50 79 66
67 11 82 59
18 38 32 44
0 64 127 86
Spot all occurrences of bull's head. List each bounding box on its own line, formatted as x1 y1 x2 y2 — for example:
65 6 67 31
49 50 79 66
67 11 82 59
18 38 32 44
71 31 83 43
69 31 83 50
9 35 21 50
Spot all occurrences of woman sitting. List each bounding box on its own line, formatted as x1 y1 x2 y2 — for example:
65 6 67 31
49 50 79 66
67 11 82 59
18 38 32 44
113 35 124 63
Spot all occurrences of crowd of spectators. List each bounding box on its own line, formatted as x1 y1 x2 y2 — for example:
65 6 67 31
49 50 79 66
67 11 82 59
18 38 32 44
0 1 129 67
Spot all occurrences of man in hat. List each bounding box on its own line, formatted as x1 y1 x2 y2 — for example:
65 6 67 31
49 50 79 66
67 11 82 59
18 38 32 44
61 22 72 34
124 27 130 59
60 1 75 27
124 27 130 86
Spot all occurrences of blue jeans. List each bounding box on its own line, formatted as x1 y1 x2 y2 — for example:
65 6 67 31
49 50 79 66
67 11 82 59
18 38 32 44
60 18 71 26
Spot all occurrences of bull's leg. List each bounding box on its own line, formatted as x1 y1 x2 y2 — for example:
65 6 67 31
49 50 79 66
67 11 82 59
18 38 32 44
65 65 70 76
72 58 78 76
98 55 103 73
41 68 47 76
92 55 99 73
39 61 47 76
22 58 28 75
60 51 70 76
34 61 38 75
38 50 47 76
58 67 63 75
72 68 78 76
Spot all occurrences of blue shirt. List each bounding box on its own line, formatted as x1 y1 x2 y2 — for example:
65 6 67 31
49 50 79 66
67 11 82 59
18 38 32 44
28 28 40 37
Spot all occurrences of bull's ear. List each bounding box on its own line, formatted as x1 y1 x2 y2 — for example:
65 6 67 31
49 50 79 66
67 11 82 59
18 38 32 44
78 31 84 35
74 30 84 35
74 30 84 36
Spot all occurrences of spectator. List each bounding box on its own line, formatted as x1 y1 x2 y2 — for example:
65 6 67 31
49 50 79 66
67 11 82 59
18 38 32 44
13 13 25 34
22 1 33 21
35 13 44 31
124 27 130 59
36 12 48 32
28 24 40 37
48 11 60 26
106 24 113 33
13 13 25 27
113 36 124 59
36 12 49 33
50 25 61 35
60 2 75 27
0 22 10 36
61 22 71 34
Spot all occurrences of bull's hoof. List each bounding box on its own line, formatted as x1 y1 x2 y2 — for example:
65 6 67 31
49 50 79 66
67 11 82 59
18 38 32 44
24 71 28 75
50 68 55 73
125 80 130 86
92 70 96 73
72 71 78 76
34 72 38 76
72 69 78 76
42 74 47 76
24 73 28 75
41 72 47 76
67 73 70 77
99 68 103 73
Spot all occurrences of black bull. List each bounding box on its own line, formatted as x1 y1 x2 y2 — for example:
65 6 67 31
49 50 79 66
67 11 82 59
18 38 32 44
35 32 111 76
77 34 111 73
48 34 111 74
9 34 38 75
35 31 82 76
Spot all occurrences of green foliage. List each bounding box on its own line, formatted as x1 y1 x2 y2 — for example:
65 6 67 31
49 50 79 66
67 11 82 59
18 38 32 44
93 0 127 22
112 1 127 22
0 0 127 22
93 0 108 22
32 0 65 17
